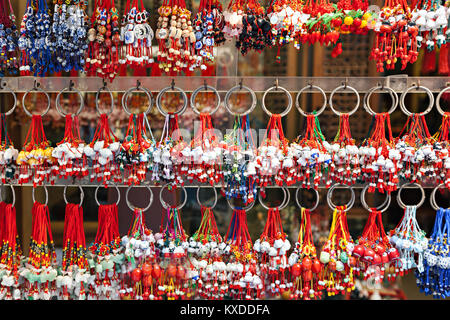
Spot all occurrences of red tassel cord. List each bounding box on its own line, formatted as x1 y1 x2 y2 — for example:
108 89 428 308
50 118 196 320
394 114 437 184
17 115 55 187
438 43 449 75
353 208 400 283
120 0 154 69
290 115 331 189
84 114 121 187
224 209 262 300
254 207 290 298
359 113 399 194
370 1 418 72
152 114 187 187
0 201 22 300
85 0 121 81
0 113 18 183
288 207 324 300
87 203 123 300
319 206 356 296
21 201 58 300
58 202 88 300
52 114 89 181
188 205 227 300
432 112 450 188
187 113 223 185
192 0 225 70
155 0 198 75
222 115 257 204
154 206 190 300
253 114 289 190
326 114 360 185
121 208 156 300
117 114 155 185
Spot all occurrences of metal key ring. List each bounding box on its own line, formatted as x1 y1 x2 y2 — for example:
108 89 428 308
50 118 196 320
95 85 115 116
436 86 450 116
156 85 188 117
360 184 391 213
122 85 154 115
190 85 221 115
399 84 434 117
396 182 425 209
22 85 51 117
63 185 84 206
363 84 398 115
0 85 17 116
261 85 293 117
32 185 49 206
1 185 15 207
226 196 255 212
327 184 355 212
295 84 327 117
196 186 218 209
55 86 84 116
329 84 360 116
95 184 121 206
126 185 153 212
258 187 290 211
160 184 187 210
224 84 257 116
295 186 319 212
430 183 449 211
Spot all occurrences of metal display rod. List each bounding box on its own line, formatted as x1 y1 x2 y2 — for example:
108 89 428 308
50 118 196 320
0 76 448 93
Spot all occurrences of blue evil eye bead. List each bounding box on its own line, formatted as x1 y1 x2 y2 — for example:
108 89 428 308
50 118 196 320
195 31 203 40
195 41 203 50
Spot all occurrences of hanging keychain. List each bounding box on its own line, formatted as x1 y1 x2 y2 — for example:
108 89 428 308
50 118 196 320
117 82 154 185
222 83 257 203
53 83 88 181
224 198 263 300
84 82 121 187
360 84 399 194
396 84 436 184
0 186 22 300
85 0 121 81
188 84 222 185
433 86 450 189
0 85 18 183
389 183 428 276
155 0 198 74
154 184 190 300
416 183 450 299
17 83 54 186
19 0 55 76
370 0 418 72
120 0 154 69
51 0 88 73
252 83 292 190
120 186 155 300
327 83 361 186
188 187 228 300
192 0 225 70
410 0 449 54
320 184 356 296
355 185 400 283
20 186 58 300
152 83 188 186
87 185 124 300
254 188 290 298
267 0 303 50
288 187 324 300
57 185 89 300
291 84 331 189
0 0 19 76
